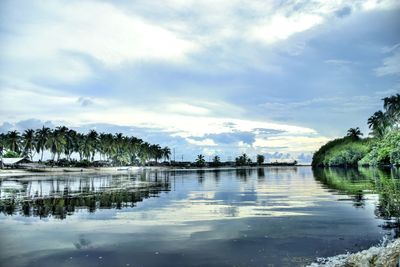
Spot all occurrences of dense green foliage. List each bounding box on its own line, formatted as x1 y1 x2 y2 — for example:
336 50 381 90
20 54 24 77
3 151 20 158
359 130 400 166
0 126 171 166
312 94 399 167
312 137 371 167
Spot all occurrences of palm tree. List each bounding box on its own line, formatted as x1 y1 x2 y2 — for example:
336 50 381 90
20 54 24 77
256 154 265 165
211 155 221 167
35 126 51 161
138 142 150 165
0 133 5 168
346 127 363 140
6 130 21 154
22 129 36 160
46 129 66 161
64 129 77 160
86 130 99 161
162 147 171 162
383 94 400 123
150 144 163 163
368 111 389 138
75 133 87 160
195 154 205 167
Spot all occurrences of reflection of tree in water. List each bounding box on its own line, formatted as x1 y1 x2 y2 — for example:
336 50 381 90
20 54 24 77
196 170 205 184
313 167 400 236
0 174 170 220
257 168 265 181
236 168 254 181
212 169 220 183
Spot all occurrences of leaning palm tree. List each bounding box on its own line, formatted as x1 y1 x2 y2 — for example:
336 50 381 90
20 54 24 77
22 129 36 160
367 111 389 138
383 94 400 126
35 126 51 161
346 127 363 140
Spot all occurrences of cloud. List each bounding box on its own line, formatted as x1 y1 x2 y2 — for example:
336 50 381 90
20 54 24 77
77 97 94 107
374 46 400 76
0 0 197 83
335 6 352 18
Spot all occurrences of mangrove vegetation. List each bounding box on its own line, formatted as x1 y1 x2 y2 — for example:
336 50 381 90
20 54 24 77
312 94 400 167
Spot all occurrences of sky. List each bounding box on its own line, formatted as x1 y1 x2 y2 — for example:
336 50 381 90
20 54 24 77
0 0 399 163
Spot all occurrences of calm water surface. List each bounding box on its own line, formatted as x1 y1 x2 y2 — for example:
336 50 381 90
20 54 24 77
0 167 399 267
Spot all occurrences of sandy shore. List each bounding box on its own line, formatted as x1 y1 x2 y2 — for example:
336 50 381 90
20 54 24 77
0 165 303 178
0 166 158 177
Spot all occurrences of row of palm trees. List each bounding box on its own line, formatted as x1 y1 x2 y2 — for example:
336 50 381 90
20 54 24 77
367 94 400 138
0 126 171 165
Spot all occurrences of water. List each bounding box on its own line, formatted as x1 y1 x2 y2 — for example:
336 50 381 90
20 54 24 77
0 167 399 267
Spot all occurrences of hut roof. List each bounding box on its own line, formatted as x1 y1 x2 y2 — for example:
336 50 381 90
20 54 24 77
1 157 29 165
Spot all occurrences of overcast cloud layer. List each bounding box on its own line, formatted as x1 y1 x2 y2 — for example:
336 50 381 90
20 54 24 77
0 0 399 162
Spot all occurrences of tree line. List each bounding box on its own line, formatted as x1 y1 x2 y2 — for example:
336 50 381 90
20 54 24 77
0 126 171 166
312 94 400 167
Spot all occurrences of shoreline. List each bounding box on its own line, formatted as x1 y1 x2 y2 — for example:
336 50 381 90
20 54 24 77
309 238 400 266
0 165 309 178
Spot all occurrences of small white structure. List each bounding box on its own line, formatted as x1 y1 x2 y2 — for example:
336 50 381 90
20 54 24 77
1 157 31 168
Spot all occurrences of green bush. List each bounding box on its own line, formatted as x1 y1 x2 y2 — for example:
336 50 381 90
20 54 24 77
312 136 371 167
3 151 20 158
362 130 400 166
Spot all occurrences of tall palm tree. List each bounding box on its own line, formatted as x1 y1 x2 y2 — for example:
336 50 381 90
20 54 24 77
0 133 6 168
46 129 66 161
87 130 99 161
22 129 36 160
75 133 87 160
35 126 51 161
138 142 151 165
64 129 77 160
346 127 363 140
6 130 21 154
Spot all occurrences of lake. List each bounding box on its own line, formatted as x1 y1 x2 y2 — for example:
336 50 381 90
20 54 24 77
0 167 399 266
